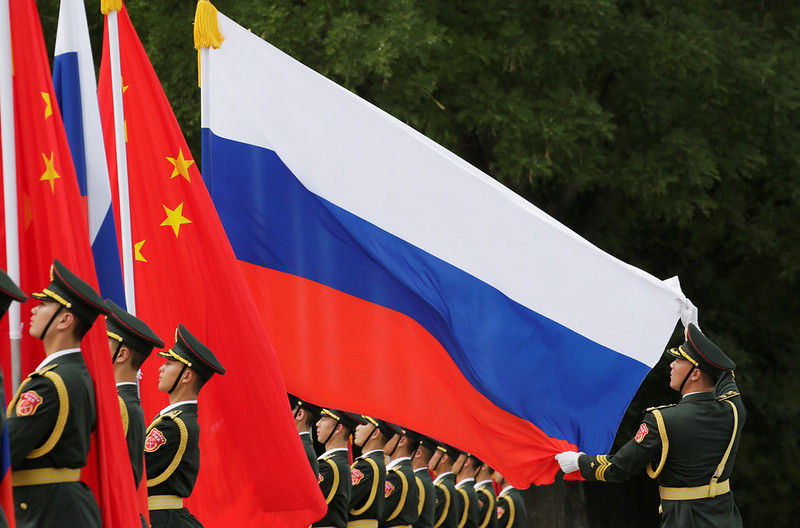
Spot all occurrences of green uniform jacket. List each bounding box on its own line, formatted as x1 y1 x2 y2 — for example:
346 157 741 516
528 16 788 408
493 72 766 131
473 481 496 528
495 488 525 528
349 450 386 523
301 431 320 477
381 457 419 528
145 402 203 528
412 467 435 528
118 382 146 486
313 449 352 528
578 375 745 528
432 473 461 528
6 351 101 528
454 479 480 528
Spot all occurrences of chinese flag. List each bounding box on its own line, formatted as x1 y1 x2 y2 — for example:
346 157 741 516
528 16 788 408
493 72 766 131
97 5 326 527
0 1 140 527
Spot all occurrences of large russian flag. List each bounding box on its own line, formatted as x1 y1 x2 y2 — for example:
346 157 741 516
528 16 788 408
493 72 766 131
52 0 126 308
201 11 692 487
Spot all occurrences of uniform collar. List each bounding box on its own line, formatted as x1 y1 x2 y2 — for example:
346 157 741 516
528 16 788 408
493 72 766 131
36 348 80 371
456 477 474 488
299 431 311 437
116 382 137 387
160 400 197 415
433 471 454 484
475 479 493 488
360 449 384 459
680 391 714 402
499 485 514 496
387 456 411 470
318 447 348 460
414 467 429 474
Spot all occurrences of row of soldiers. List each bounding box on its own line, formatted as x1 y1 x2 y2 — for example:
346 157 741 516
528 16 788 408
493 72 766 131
289 399 528 528
0 261 225 528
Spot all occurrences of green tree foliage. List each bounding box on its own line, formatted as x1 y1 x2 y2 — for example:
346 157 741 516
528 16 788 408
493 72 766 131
37 1 799 525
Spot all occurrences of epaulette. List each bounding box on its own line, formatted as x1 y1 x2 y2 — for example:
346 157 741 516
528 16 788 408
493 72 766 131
717 390 740 401
163 409 183 420
35 364 58 375
645 403 676 412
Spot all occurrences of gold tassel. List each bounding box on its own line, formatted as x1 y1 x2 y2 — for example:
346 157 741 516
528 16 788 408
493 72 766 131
194 0 225 50
101 0 122 15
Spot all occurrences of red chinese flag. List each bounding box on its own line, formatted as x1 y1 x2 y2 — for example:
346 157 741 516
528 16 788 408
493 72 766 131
97 6 326 527
0 1 140 527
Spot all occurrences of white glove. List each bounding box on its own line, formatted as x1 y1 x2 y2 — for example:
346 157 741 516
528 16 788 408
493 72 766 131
555 451 583 474
679 298 699 329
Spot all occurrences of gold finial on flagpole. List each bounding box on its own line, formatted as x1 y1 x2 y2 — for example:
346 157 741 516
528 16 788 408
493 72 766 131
101 0 122 15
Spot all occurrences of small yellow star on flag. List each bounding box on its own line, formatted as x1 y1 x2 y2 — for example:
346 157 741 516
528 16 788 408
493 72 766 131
122 77 129 93
166 148 195 182
40 152 60 193
160 202 192 237
41 92 52 119
134 240 147 262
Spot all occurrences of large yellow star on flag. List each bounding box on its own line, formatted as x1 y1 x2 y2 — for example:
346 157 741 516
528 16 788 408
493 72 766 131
40 152 60 193
166 148 195 182
160 202 192 237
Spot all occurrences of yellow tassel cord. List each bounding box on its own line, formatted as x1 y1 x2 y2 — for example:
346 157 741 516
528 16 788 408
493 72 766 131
194 0 225 86
100 0 122 15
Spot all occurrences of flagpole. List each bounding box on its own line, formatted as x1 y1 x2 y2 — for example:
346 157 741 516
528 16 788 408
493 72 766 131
103 2 136 315
0 0 23 390
195 1 224 178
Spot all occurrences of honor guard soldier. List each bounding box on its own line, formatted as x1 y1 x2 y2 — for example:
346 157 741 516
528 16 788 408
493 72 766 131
473 464 496 528
411 434 437 528
8 260 108 527
556 323 746 527
0 268 27 528
349 416 395 528
453 453 481 528
289 394 322 476
492 473 526 528
105 300 165 487
145 324 226 527
429 443 462 528
314 409 366 528
381 425 420 528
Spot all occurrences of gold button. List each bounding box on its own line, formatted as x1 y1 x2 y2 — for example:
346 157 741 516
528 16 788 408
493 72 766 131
20 502 28 510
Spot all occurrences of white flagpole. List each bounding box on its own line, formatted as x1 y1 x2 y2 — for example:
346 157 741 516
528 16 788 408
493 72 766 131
105 7 136 315
0 0 23 390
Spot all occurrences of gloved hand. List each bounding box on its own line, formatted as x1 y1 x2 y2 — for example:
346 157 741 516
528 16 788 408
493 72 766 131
555 451 583 474
680 298 699 329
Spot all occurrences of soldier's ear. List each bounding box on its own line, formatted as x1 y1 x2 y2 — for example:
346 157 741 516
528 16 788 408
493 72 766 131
117 346 131 363
56 310 75 330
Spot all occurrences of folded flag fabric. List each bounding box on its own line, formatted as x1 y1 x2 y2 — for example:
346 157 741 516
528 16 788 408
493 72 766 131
202 10 690 487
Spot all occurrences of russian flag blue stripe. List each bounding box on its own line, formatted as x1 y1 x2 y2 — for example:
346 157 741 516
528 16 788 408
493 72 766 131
54 0 125 308
205 129 649 453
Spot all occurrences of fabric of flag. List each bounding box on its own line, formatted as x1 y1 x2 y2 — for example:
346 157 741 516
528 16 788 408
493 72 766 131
201 11 692 487
0 1 140 526
96 5 326 527
52 0 125 309
0 382 15 528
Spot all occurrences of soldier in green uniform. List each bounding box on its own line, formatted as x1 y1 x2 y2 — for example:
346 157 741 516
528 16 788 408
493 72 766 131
381 425 420 528
7 259 109 528
492 473 526 528
349 416 394 528
429 443 462 528
314 409 366 528
0 268 28 528
105 300 164 487
145 324 226 527
289 394 321 476
453 453 480 528
555 323 745 527
411 434 437 528
473 464 496 528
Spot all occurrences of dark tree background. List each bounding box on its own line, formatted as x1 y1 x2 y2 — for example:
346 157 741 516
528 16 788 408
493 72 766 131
38 1 800 526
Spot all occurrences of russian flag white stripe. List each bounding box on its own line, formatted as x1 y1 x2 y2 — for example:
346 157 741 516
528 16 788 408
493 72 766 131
55 0 112 243
205 13 687 367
